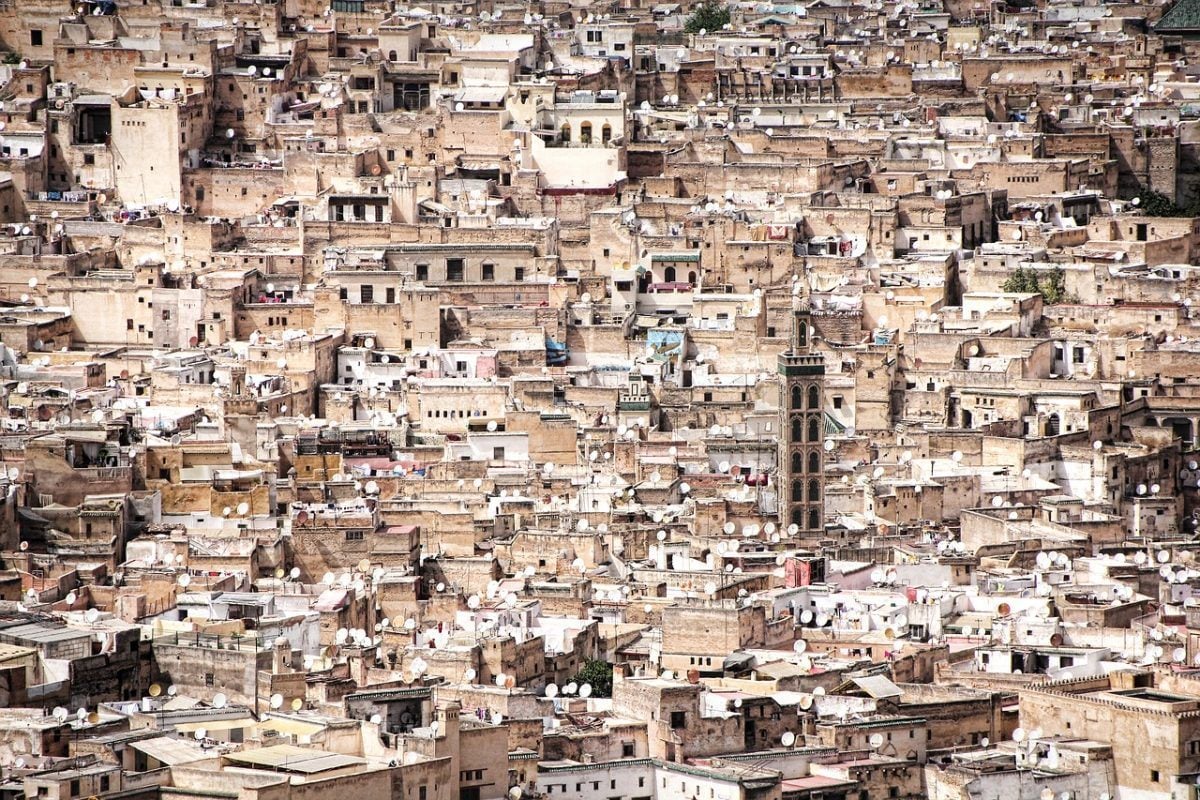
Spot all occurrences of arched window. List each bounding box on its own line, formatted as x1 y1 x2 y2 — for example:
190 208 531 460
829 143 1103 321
560 122 571 143
807 385 819 409
792 385 803 410
792 507 804 526
808 451 820 473
663 266 677 282
797 321 808 348
791 451 803 473
808 508 820 530
807 417 820 443
792 418 803 441
808 479 821 502
687 270 697 285
580 121 593 144
601 123 612 143
792 480 804 502
1047 413 1060 436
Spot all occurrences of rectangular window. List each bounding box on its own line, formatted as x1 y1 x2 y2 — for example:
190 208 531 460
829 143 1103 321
446 258 464 281
482 263 494 281
346 530 364 541
514 267 525 281
360 284 374 303
416 264 428 281
30 29 42 46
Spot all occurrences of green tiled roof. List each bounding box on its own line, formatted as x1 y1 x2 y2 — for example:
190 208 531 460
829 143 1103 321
824 412 846 435
1157 0 1200 31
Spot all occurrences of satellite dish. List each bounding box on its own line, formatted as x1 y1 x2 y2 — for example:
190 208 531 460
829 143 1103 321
869 733 884 749
270 693 284 709
85 608 100 623
213 693 227 709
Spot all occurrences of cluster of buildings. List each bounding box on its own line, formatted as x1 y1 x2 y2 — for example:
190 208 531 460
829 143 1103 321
2 0 1200 798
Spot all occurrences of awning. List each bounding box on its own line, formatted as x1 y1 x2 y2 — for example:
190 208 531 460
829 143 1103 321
128 737 208 765
845 675 902 699
61 429 110 444
456 159 503 172
454 86 507 104
419 198 452 214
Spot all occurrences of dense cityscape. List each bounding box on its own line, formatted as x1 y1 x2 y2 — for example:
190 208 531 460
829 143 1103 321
0 0 1196 798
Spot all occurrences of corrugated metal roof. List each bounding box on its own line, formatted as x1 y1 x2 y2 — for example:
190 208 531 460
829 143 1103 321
848 675 903 699
128 737 209 765
223 745 366 774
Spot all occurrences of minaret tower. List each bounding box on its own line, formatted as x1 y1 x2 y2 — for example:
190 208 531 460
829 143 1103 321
778 301 825 537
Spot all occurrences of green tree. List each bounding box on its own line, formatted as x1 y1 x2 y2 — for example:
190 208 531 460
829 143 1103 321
1001 266 1038 294
685 0 730 33
1137 190 1186 217
1039 268 1067 304
2 53 20 65
1002 266 1069 304
569 659 614 698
